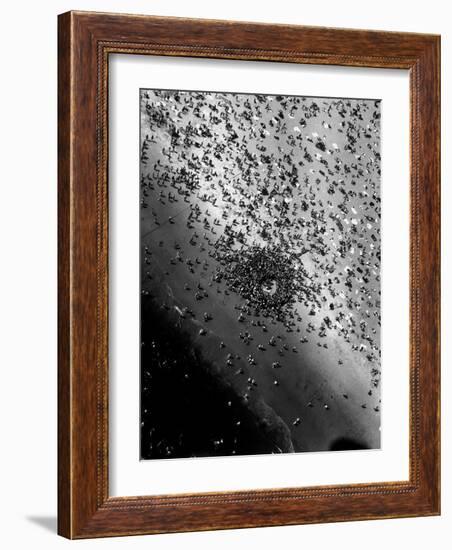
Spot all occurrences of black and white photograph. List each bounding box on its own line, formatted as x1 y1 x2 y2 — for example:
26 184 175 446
140 88 382 460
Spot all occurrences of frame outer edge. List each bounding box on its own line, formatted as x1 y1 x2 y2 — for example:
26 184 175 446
426 36 440 516
437 35 441 516
57 11 73 539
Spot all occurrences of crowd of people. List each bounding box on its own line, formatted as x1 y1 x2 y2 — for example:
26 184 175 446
140 88 382 458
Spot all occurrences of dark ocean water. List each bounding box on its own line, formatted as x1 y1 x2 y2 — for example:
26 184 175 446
140 294 292 459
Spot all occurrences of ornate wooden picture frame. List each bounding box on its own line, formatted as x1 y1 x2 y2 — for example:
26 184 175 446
58 11 440 539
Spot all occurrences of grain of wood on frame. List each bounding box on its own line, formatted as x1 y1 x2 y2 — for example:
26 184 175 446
58 10 440 539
